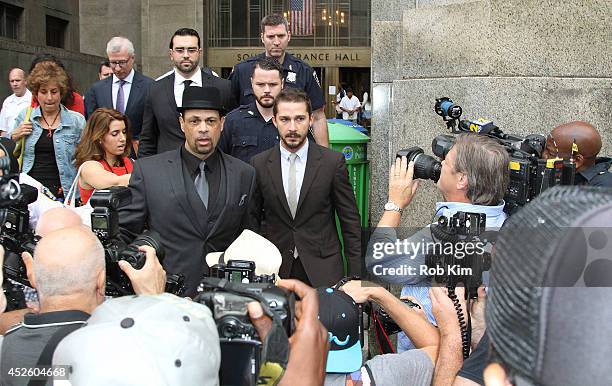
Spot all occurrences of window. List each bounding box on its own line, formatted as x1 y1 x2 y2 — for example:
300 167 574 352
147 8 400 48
0 2 22 39
46 15 68 48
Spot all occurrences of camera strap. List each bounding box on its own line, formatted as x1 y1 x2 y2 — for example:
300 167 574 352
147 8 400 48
201 278 290 385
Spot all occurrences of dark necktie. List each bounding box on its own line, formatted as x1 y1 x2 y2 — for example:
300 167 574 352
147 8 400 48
183 79 193 88
194 161 209 208
116 79 126 113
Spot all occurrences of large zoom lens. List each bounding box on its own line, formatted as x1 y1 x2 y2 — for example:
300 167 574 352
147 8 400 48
397 147 442 182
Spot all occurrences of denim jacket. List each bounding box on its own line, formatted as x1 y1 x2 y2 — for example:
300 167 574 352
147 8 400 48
14 105 85 197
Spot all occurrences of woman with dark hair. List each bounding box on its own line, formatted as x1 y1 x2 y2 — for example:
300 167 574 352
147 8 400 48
11 61 85 200
75 108 133 204
28 53 85 115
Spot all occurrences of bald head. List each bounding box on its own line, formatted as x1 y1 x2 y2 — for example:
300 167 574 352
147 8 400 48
36 208 83 237
8 67 27 97
33 226 104 298
544 121 602 170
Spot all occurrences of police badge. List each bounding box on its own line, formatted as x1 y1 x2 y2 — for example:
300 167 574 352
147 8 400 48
287 71 297 83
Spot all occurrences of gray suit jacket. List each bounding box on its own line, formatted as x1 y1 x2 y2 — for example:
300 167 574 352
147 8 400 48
84 71 153 138
119 148 256 295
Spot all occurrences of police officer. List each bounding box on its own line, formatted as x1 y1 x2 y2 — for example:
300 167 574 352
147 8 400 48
543 120 612 187
228 13 329 147
219 57 282 162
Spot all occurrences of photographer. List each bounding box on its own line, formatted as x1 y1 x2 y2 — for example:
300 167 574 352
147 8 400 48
542 120 611 187
483 186 612 386
0 225 165 386
366 133 509 351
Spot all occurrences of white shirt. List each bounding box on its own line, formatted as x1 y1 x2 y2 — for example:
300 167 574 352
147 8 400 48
1 89 32 136
280 139 309 206
173 68 203 107
111 69 135 112
339 95 361 121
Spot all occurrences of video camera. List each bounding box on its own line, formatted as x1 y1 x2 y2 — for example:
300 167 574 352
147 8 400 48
196 273 294 386
89 187 185 297
397 97 576 213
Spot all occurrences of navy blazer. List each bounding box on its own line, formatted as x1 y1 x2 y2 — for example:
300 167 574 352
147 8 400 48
84 71 153 138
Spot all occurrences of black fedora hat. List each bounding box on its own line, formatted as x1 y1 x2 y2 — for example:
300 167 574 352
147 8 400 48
179 86 226 114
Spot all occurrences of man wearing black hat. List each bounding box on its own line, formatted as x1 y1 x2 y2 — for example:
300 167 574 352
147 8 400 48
119 86 256 296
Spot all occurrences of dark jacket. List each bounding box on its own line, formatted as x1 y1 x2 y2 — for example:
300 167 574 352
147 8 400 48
84 71 153 139
137 68 236 158
248 143 362 287
119 148 256 295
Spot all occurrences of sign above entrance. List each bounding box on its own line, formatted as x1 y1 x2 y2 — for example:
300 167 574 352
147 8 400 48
208 47 371 68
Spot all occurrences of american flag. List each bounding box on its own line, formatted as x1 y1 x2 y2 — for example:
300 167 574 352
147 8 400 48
290 0 313 36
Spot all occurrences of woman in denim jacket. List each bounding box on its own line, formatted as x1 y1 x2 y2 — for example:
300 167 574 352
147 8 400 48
10 61 85 200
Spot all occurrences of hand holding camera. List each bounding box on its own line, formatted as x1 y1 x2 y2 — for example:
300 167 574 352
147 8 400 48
118 245 166 295
388 157 420 210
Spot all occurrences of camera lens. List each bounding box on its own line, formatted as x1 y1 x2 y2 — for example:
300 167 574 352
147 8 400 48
397 147 442 182
220 318 240 338
129 230 165 261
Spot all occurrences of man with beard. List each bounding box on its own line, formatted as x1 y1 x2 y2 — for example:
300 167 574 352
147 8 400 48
218 57 283 162
248 88 362 287
120 86 255 296
138 28 236 158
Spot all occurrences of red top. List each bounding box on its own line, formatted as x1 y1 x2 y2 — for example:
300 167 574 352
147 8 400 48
79 157 133 204
31 92 85 115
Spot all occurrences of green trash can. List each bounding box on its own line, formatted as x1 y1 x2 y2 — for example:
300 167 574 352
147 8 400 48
328 121 370 274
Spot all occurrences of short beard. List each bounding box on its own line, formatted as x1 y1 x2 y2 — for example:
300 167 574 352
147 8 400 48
281 134 306 150
256 96 274 108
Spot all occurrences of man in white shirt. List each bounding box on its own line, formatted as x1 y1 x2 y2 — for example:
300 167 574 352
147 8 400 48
339 87 361 122
248 88 362 287
0 68 31 137
138 28 235 157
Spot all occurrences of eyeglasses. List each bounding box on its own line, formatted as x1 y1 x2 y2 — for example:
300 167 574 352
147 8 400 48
109 59 131 67
172 47 199 55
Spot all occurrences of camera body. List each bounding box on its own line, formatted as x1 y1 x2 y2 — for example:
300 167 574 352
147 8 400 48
425 211 492 298
210 259 276 284
89 187 185 297
1 184 39 287
196 277 295 386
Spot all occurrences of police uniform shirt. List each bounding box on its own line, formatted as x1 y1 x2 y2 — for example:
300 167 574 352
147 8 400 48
229 52 325 111
217 102 280 163
575 157 612 187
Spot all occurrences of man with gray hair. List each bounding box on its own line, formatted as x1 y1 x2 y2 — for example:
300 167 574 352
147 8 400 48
84 36 153 151
0 225 166 386
366 133 510 353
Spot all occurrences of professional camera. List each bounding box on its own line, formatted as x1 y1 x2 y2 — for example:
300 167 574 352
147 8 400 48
195 277 295 386
89 188 185 297
425 211 491 295
210 259 276 284
1 184 39 287
398 98 575 213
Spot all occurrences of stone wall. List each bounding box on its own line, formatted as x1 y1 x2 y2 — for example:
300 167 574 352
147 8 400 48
370 0 612 227
0 37 102 99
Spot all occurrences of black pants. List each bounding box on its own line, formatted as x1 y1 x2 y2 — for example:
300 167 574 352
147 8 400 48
289 257 312 286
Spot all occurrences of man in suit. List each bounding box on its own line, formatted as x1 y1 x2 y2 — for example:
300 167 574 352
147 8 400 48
249 88 362 287
138 28 236 158
119 86 256 296
84 37 153 153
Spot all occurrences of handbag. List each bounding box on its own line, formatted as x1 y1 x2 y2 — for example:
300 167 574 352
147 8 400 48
63 164 93 227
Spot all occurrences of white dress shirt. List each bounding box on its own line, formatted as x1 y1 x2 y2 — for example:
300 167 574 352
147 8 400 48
111 69 135 112
1 89 32 136
280 139 309 208
173 69 203 107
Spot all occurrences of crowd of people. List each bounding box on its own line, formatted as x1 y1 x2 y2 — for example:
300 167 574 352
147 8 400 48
0 11 610 386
